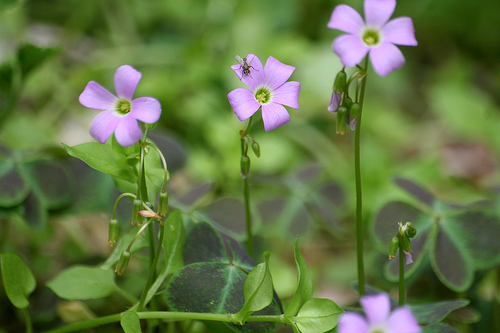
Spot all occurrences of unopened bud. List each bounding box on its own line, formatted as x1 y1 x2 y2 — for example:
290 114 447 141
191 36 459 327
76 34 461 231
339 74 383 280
108 219 119 247
349 102 361 131
138 210 162 219
336 106 347 135
251 141 260 158
388 236 399 260
402 234 412 253
115 250 131 275
327 91 341 113
407 225 417 238
132 199 142 226
158 191 169 216
240 156 250 179
333 70 347 93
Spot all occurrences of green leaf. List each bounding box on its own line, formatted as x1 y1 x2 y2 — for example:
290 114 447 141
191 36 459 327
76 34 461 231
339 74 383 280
120 311 142 333
17 44 59 79
285 238 313 317
0 253 36 309
430 223 474 292
410 299 469 325
0 0 20 11
47 266 117 300
290 298 343 333
234 252 274 324
25 160 73 210
163 209 185 274
63 142 137 183
422 323 459 333
0 158 30 207
166 221 280 333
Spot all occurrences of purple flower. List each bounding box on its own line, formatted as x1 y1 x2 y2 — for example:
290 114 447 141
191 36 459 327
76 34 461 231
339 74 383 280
328 91 341 113
339 293 421 333
228 54 300 132
327 0 417 77
79 65 161 147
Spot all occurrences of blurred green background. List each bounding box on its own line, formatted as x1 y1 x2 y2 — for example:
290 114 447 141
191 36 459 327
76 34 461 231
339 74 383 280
1 0 500 331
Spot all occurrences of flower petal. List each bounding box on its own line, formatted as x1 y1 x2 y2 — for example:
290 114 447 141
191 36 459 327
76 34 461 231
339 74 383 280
114 116 142 147
383 17 418 46
387 307 421 333
327 4 364 35
333 34 369 67
232 54 264 91
403 250 413 265
337 312 369 333
130 97 162 123
114 65 142 99
89 110 120 144
328 91 341 113
360 293 390 325
369 42 405 76
263 56 295 91
261 103 290 131
228 88 260 121
365 0 396 27
273 81 300 109
79 81 117 110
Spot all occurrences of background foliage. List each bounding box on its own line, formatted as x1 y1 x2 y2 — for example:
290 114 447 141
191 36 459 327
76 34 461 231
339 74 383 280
1 0 499 332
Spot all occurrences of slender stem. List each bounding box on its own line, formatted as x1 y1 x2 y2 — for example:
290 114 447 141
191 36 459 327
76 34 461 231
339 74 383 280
112 193 136 219
114 287 139 305
398 236 405 306
44 312 287 333
24 307 32 333
493 267 500 332
138 222 165 311
354 57 369 296
240 116 254 257
145 142 169 192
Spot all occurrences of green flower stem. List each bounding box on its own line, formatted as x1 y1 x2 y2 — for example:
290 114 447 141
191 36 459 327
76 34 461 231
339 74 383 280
145 142 169 192
494 267 500 333
354 57 369 296
127 219 153 252
114 286 139 305
45 312 287 333
241 116 254 257
398 235 405 306
24 307 32 333
112 193 137 219
138 221 165 311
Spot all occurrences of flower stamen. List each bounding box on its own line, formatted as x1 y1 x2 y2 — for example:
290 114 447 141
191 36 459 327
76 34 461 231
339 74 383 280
116 100 131 115
362 29 380 46
254 86 272 104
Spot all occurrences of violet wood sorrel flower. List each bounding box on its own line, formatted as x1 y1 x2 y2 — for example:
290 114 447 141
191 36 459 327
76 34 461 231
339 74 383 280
338 293 421 333
228 54 300 131
327 0 417 76
79 65 161 147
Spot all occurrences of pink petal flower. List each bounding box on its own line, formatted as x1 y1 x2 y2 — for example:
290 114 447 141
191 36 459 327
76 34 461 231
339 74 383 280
328 91 341 113
79 81 117 110
338 312 369 333
327 4 364 35
383 17 418 46
115 115 142 147
361 293 391 325
387 307 421 333
364 0 396 27
228 55 300 131
131 97 162 123
114 65 142 99
369 42 405 77
262 103 290 132
327 0 417 76
79 65 162 147
228 88 260 121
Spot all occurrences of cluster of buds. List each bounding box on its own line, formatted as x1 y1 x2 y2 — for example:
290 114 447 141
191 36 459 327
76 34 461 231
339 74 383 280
239 129 260 179
389 221 417 265
328 68 363 135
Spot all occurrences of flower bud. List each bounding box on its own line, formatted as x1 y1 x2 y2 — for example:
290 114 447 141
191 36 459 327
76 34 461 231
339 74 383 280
327 91 341 113
407 225 417 238
402 234 412 253
158 191 169 216
132 199 142 226
108 219 119 247
349 102 361 131
333 70 347 93
336 106 347 135
388 236 399 260
251 141 260 158
115 250 131 275
403 250 413 265
240 155 250 179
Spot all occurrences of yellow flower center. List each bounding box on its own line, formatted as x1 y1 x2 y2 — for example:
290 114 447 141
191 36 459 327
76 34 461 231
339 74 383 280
362 29 380 46
116 100 131 115
254 86 272 104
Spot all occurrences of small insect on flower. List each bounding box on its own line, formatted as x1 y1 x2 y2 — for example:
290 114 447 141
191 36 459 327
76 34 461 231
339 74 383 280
235 55 258 79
